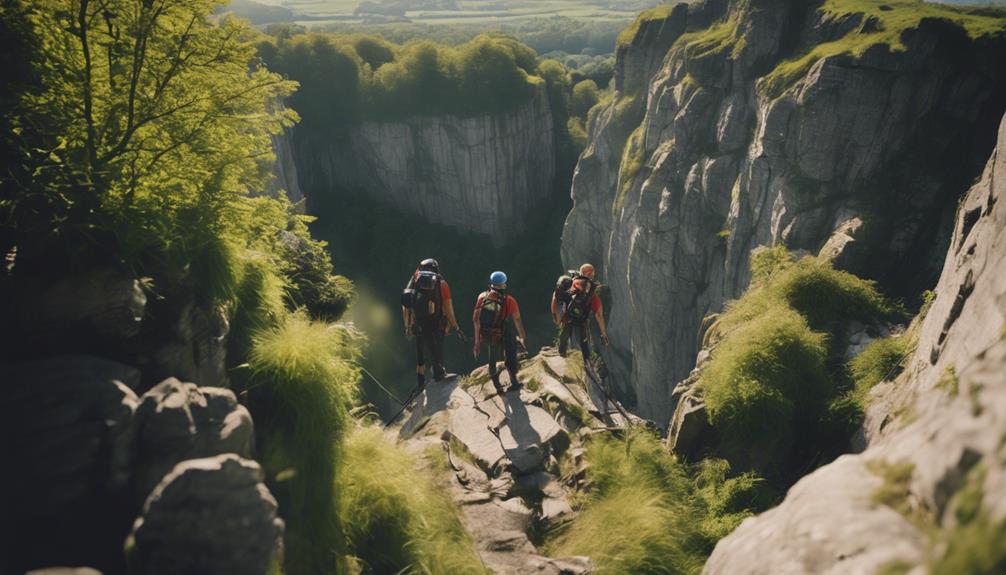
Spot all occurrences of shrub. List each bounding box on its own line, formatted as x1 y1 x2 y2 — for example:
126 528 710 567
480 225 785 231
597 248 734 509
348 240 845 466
244 312 364 574
849 335 910 401
703 307 831 467
572 79 600 118
547 430 768 574
700 250 897 479
339 427 485 574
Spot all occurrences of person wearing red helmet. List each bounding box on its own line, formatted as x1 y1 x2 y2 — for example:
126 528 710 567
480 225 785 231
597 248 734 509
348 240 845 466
551 263 609 358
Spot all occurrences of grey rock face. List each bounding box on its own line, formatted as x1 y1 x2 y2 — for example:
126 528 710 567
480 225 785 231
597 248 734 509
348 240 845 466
3 356 140 572
127 454 283 575
563 0 1006 424
396 348 609 574
704 111 1006 574
133 377 254 500
291 85 555 245
8 267 146 348
268 123 304 208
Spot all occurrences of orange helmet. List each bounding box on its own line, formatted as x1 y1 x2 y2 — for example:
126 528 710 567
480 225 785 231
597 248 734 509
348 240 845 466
579 263 595 278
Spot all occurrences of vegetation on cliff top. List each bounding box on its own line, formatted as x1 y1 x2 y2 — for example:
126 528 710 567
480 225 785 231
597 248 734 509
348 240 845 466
760 0 1006 96
259 32 545 128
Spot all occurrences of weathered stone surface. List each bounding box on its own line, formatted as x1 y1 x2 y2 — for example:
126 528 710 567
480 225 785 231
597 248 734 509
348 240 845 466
128 454 283 575
393 350 615 574
668 385 712 461
290 85 555 245
9 267 146 348
267 120 304 207
142 301 229 390
705 111 1006 574
563 0 1006 425
3 355 140 573
133 378 254 500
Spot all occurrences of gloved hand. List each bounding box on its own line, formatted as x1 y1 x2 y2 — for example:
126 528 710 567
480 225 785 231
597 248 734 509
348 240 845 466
405 324 415 339
601 332 610 346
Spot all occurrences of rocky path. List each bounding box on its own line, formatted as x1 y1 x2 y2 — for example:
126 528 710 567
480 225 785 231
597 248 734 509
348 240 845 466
391 348 641 574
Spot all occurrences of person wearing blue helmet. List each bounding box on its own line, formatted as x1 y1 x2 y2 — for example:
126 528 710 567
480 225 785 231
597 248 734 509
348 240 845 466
472 270 527 393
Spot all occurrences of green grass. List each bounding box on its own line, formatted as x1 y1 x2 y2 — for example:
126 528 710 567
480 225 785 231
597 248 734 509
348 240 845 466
703 307 831 460
868 459 915 516
339 427 486 574
759 0 1006 97
546 430 768 574
617 3 677 45
614 125 645 214
243 312 364 574
699 249 897 478
936 366 960 398
849 335 910 401
671 14 745 60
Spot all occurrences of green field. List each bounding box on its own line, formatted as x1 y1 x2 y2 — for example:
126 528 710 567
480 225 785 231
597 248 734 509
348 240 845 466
243 0 662 26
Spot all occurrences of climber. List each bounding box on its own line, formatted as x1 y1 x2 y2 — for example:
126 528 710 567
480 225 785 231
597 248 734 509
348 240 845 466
552 263 609 359
473 270 527 394
402 258 461 389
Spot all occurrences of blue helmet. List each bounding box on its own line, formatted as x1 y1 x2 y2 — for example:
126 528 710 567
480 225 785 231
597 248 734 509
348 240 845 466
489 271 508 286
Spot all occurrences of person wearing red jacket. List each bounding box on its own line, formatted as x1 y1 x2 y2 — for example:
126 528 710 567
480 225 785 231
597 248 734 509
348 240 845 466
473 270 527 393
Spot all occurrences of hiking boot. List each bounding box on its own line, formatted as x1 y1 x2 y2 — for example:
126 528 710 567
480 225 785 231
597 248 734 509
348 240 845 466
433 367 447 381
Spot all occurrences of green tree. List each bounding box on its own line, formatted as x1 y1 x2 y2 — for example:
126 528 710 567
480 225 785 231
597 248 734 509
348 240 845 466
572 79 600 118
8 0 296 269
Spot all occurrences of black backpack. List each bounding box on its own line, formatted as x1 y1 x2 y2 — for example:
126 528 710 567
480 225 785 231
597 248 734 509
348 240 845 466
554 270 577 305
564 275 596 323
479 289 506 338
409 270 443 321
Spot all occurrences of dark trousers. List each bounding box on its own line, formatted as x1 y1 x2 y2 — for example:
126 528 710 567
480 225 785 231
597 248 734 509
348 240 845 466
487 331 519 388
558 319 591 358
415 318 445 380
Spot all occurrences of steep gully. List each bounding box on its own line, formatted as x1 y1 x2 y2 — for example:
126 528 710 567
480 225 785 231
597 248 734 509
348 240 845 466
267 0 1006 570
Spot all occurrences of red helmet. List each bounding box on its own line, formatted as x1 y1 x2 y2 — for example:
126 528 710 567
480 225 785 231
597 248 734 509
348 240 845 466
579 263 595 278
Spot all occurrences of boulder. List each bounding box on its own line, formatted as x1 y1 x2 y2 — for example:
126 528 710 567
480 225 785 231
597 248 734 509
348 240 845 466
3 355 140 573
127 455 283 575
132 378 254 500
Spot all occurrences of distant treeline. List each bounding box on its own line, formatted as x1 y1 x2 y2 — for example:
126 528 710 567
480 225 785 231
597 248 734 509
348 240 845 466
268 15 629 57
258 32 603 147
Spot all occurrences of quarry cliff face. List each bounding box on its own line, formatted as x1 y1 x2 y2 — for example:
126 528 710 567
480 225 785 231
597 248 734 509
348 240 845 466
562 0 1006 423
704 109 1006 575
283 84 556 245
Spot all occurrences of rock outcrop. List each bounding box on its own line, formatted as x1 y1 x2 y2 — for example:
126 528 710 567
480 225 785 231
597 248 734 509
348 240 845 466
562 0 1006 423
395 348 640 574
3 356 140 574
289 84 556 244
704 110 1006 574
127 454 284 575
132 378 255 500
268 126 304 207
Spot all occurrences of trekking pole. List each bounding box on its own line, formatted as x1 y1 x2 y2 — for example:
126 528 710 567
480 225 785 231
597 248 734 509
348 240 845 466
383 384 424 429
360 366 405 407
583 360 635 426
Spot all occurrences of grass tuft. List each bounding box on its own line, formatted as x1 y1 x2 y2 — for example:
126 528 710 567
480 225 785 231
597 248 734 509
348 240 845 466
339 427 485 574
244 312 364 574
849 335 910 401
699 250 897 478
547 430 769 574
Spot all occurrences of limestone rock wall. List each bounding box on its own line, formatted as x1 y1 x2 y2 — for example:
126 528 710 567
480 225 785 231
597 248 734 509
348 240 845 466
703 108 1006 575
288 85 556 245
563 0 1006 423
